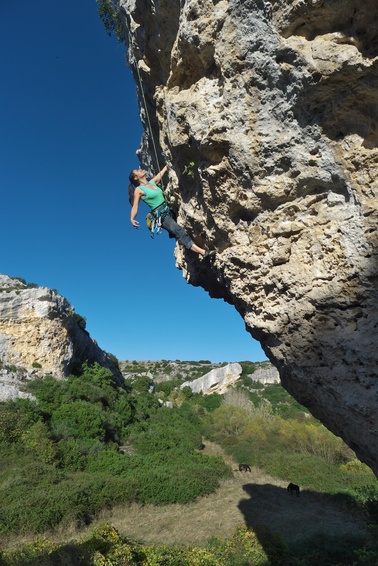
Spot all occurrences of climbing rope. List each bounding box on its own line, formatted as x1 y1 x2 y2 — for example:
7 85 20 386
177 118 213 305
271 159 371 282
123 13 166 191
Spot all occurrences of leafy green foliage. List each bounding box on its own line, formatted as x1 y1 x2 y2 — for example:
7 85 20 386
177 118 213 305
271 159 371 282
196 392 223 412
154 379 181 397
262 383 308 417
51 401 107 441
0 362 231 535
0 399 40 443
132 406 203 455
97 0 125 42
0 524 270 566
204 398 378 499
1 355 377 566
182 161 196 178
21 421 57 464
73 312 87 330
131 374 154 394
107 352 120 368
355 484 378 523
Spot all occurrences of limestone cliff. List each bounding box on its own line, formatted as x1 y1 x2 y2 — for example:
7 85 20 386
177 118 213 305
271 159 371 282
0 275 122 397
118 0 378 475
181 362 242 394
251 365 280 385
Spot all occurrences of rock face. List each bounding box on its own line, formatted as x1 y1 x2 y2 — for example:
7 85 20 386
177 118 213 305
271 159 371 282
0 369 34 402
251 366 280 385
119 0 378 474
181 362 242 394
0 275 122 394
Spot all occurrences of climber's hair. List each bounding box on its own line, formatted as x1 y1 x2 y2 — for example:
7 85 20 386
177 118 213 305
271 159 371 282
128 169 139 205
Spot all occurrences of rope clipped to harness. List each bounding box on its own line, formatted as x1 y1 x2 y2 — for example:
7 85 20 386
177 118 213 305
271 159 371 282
146 203 170 238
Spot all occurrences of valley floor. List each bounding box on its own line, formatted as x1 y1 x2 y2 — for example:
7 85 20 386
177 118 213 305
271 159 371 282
2 442 368 554
36 441 366 551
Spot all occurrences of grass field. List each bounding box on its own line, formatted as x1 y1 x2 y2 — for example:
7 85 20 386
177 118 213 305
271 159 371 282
1 442 369 556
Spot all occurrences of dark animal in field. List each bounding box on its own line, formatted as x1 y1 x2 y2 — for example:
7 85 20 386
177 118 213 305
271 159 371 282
239 463 252 472
287 482 300 496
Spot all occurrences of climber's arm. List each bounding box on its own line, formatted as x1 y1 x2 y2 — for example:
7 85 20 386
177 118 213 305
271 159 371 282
151 165 167 185
130 188 143 229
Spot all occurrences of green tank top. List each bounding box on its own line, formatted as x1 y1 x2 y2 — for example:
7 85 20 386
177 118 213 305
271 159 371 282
140 181 165 210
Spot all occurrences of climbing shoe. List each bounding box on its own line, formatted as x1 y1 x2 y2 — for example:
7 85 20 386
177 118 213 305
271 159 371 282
204 249 216 259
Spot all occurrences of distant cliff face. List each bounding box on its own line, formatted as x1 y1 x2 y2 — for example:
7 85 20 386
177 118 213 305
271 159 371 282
181 362 243 394
120 0 378 474
0 275 122 397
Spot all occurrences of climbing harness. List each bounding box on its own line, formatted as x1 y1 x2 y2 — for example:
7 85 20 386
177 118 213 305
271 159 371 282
147 202 170 238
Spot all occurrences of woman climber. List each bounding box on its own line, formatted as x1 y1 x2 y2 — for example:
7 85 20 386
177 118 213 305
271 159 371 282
128 165 215 258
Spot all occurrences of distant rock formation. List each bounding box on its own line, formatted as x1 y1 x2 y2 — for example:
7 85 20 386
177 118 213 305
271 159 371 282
0 274 122 399
119 0 378 475
251 366 280 385
181 362 242 394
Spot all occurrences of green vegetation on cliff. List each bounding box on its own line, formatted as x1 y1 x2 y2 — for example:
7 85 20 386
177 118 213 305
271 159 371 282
96 0 125 42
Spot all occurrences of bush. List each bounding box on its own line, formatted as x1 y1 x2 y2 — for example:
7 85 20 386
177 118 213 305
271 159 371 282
131 375 154 394
21 421 57 464
85 449 131 475
0 524 270 566
107 352 120 368
26 376 68 415
278 419 354 464
51 401 106 441
132 407 202 455
0 464 136 535
355 485 378 523
57 438 107 471
0 400 41 443
195 393 222 412
262 383 307 416
154 379 180 397
123 452 232 505
73 312 87 330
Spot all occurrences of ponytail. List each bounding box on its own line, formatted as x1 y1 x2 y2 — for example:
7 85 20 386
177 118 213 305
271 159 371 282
128 184 135 205
128 169 139 206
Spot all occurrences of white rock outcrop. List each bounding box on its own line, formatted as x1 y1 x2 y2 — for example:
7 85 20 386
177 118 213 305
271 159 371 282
0 368 34 402
0 275 122 386
251 366 280 385
118 0 378 475
181 362 242 394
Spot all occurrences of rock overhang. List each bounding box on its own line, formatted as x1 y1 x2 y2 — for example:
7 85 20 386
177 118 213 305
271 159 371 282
119 0 378 475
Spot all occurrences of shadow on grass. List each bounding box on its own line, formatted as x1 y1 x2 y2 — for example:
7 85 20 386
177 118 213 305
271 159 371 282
0 534 128 566
238 483 371 565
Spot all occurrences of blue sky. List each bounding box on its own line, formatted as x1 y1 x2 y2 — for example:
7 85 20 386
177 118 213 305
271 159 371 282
1 0 266 363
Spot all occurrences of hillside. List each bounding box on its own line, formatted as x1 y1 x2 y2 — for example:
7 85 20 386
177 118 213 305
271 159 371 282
119 359 276 384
